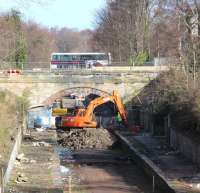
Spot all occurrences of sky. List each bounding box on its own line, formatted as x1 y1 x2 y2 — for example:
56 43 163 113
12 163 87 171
0 0 106 30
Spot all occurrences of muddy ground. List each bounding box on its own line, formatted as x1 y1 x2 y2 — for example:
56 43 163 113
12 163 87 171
60 149 156 193
57 127 161 193
6 127 166 193
72 163 152 193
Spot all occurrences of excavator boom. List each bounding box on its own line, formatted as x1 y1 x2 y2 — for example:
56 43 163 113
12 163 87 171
112 91 128 127
60 90 128 129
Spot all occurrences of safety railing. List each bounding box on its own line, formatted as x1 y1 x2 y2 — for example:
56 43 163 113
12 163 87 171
0 60 172 77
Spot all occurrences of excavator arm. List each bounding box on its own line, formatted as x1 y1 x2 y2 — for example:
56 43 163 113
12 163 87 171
85 96 112 118
112 91 128 127
85 91 128 127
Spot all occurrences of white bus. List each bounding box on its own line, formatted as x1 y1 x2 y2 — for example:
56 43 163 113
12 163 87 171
50 52 111 69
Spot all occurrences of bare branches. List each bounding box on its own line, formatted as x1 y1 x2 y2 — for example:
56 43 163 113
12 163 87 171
93 0 200 74
93 0 155 63
16 0 52 6
0 10 93 69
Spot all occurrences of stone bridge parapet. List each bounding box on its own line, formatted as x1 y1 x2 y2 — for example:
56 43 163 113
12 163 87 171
0 66 168 106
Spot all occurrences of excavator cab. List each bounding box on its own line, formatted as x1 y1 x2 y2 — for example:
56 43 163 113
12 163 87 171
61 107 97 129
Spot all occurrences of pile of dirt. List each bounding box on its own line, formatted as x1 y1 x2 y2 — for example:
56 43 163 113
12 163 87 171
57 129 116 150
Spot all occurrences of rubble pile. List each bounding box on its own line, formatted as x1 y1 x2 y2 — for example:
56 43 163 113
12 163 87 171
57 128 116 150
15 173 28 184
15 153 37 167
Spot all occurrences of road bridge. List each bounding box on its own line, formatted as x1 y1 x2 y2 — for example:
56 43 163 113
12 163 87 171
0 66 168 106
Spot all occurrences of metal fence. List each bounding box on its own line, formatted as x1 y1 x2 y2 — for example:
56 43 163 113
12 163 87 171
0 60 163 70
0 60 172 78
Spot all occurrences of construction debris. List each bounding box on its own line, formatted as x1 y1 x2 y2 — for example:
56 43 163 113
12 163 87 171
23 135 35 141
16 153 29 163
57 128 116 150
60 165 70 174
15 153 31 165
32 141 51 147
15 173 28 183
16 153 25 161
35 128 45 132
30 159 37 164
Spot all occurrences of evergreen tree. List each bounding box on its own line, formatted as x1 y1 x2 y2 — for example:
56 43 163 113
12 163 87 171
9 9 27 69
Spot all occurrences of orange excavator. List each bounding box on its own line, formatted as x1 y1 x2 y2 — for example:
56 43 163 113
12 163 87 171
60 90 128 129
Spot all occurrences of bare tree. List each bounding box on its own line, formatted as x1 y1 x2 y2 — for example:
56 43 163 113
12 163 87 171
93 0 157 64
175 0 200 88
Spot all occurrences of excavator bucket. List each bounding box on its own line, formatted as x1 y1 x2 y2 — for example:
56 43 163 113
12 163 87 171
112 91 128 127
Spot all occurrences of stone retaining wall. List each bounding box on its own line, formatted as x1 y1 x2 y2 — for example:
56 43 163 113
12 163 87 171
170 128 200 166
114 131 177 193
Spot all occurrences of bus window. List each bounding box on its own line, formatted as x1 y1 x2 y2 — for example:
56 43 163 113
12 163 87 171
80 55 94 61
52 55 59 60
72 55 80 60
58 55 68 61
63 55 72 61
95 55 107 60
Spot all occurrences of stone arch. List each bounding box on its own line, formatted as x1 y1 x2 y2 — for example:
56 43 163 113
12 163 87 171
42 87 112 105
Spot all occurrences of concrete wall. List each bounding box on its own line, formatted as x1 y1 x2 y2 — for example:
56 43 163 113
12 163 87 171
115 131 176 193
4 128 22 185
170 128 200 166
92 66 169 72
